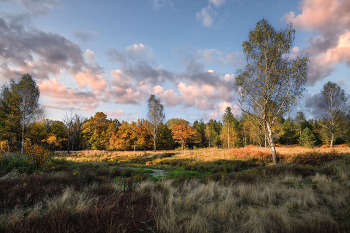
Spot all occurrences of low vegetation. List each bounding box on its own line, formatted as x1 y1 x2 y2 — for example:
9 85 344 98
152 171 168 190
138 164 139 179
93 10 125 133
1 145 350 232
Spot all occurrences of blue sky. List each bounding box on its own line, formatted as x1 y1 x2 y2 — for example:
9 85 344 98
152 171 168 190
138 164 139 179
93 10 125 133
0 0 349 123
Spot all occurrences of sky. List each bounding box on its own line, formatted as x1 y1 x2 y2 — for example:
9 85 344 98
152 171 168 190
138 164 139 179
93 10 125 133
0 0 349 123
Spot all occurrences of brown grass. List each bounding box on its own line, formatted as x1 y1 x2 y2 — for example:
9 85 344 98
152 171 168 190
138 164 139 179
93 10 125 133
140 171 350 232
0 173 156 233
4 145 348 232
54 145 350 164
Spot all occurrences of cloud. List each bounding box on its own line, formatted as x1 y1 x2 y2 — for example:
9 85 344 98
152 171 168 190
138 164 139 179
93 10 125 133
39 79 101 111
209 0 226 7
107 43 153 65
105 110 124 119
153 86 183 107
196 5 217 27
125 43 153 62
302 93 323 119
0 13 85 81
284 0 350 85
74 64 107 91
202 101 240 120
74 30 97 42
152 0 172 9
8 0 61 15
85 49 96 63
226 51 245 67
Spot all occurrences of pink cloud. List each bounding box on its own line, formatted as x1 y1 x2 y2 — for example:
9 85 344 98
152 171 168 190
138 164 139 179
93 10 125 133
284 0 350 31
105 110 124 118
153 86 183 107
284 0 350 84
202 101 241 120
74 64 107 91
39 79 101 111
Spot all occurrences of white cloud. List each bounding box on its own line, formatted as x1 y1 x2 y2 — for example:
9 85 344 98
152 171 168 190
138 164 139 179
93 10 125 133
196 5 217 27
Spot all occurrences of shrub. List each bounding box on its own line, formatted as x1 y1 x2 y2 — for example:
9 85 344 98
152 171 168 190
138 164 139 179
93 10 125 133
291 151 342 165
0 153 36 174
25 145 50 168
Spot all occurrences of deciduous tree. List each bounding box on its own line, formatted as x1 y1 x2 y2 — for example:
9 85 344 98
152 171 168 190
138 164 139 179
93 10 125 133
318 81 348 148
233 19 309 163
171 120 200 151
147 95 165 152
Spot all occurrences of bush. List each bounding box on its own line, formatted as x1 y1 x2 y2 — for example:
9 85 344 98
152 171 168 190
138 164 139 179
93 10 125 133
0 153 36 174
291 151 342 165
25 145 51 168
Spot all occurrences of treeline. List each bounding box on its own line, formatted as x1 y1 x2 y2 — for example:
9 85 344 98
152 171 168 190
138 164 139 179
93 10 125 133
1 107 350 153
1 75 350 153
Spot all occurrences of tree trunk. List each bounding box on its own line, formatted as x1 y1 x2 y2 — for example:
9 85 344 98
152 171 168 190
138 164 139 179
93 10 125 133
67 132 70 154
227 127 230 149
266 122 277 163
153 136 156 152
21 120 25 154
330 129 334 149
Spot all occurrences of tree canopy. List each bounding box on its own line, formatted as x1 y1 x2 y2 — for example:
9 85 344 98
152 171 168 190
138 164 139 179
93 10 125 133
234 19 309 163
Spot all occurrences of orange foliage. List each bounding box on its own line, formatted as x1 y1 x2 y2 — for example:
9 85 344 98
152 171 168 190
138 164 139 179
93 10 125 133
171 120 200 150
25 145 50 168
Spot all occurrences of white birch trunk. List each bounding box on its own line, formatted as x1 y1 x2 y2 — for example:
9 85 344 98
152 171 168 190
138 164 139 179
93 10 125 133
266 122 278 163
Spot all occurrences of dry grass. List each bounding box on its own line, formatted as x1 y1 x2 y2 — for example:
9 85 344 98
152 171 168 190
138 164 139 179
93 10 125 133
139 172 350 233
0 171 156 233
54 145 350 164
3 146 349 232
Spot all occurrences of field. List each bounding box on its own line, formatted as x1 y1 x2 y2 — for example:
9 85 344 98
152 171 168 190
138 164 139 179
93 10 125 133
1 145 350 232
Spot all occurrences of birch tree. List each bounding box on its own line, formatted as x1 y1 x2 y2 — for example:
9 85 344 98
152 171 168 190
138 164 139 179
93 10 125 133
15 74 44 153
233 19 309 163
147 94 165 152
318 82 348 148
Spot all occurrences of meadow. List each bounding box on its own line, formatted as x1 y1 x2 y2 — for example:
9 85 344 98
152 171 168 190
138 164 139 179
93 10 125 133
1 145 350 232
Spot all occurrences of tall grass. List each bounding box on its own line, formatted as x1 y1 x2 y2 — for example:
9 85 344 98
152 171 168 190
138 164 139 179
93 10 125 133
140 166 350 232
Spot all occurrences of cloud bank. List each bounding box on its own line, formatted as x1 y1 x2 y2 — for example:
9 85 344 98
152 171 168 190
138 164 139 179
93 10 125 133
284 0 350 85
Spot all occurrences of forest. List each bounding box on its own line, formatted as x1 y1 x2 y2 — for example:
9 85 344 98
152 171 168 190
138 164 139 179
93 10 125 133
0 91 349 154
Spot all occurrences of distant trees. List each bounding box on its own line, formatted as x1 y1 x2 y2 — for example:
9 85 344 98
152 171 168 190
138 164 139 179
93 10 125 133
233 19 309 163
318 82 348 148
147 95 165 152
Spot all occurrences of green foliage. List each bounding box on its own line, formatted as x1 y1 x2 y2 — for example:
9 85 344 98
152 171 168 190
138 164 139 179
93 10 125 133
82 112 110 150
0 153 36 174
300 127 317 148
234 19 309 162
